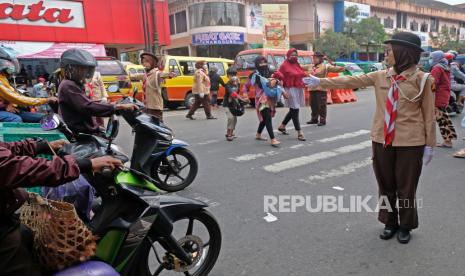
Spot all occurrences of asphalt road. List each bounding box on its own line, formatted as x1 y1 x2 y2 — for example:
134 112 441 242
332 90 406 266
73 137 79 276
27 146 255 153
115 88 465 276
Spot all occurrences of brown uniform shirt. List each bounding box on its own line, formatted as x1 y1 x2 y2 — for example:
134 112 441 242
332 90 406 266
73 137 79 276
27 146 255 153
319 66 436 147
309 63 346 78
144 68 169 111
192 69 210 95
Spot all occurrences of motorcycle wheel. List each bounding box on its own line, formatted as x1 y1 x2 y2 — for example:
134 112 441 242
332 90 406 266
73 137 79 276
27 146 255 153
151 148 198 192
134 210 222 276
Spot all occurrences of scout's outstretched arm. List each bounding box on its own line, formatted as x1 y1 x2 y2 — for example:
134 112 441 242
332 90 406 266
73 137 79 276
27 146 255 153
305 72 377 90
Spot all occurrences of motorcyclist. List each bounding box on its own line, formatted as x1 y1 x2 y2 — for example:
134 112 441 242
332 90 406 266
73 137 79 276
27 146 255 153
0 138 122 275
0 46 57 123
447 51 465 112
57 48 137 135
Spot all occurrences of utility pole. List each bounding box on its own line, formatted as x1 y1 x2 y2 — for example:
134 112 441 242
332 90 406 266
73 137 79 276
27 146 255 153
314 0 320 39
150 0 160 55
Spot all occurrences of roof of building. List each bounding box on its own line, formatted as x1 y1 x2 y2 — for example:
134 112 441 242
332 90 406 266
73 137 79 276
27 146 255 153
409 0 465 12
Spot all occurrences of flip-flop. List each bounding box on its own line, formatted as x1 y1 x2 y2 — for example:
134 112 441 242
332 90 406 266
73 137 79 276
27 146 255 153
255 137 268 141
453 150 465 158
271 141 281 147
297 135 306 141
437 143 452 148
277 128 289 135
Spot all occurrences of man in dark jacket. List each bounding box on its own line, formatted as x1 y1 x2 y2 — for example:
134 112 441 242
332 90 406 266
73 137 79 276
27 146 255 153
0 138 122 275
208 66 225 109
57 49 136 135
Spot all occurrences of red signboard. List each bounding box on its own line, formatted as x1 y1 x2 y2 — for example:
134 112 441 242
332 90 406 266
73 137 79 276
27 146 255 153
0 0 170 46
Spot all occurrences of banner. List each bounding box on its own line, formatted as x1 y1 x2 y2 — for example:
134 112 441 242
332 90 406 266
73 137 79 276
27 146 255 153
0 41 106 58
262 4 289 49
248 4 262 30
192 32 244 46
343 1 370 22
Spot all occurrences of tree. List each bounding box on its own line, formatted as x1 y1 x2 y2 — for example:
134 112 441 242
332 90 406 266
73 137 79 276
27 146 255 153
431 25 452 50
344 5 359 38
314 29 359 60
352 17 387 61
443 41 465 53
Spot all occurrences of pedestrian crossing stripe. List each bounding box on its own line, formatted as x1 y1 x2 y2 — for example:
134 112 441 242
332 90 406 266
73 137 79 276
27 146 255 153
299 157 372 184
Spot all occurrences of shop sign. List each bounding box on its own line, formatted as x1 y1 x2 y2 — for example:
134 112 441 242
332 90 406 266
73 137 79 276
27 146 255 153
0 0 85 28
192 32 244 46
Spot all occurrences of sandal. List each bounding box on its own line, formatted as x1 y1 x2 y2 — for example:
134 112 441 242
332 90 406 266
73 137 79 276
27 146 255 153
277 127 289 135
297 134 306 141
255 136 268 141
453 149 465 158
271 140 281 147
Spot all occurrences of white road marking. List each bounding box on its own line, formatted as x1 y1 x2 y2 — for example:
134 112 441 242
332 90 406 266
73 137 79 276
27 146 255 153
299 157 373 184
332 186 345 191
263 140 372 173
316 130 370 143
230 129 370 163
197 139 219 145
229 151 278 162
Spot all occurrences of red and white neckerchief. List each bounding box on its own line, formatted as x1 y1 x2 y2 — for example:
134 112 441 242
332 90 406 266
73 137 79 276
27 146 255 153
384 74 406 147
87 83 94 99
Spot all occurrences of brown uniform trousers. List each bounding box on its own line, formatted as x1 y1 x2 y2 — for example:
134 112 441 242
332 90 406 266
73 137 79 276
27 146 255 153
372 142 424 230
187 94 213 118
309 63 345 123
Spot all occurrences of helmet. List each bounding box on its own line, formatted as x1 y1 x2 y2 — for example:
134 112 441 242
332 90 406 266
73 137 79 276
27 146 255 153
0 46 20 75
60 49 96 85
444 52 454 61
447 50 458 59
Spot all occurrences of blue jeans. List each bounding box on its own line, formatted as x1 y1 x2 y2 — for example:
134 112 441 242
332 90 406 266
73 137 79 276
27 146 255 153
0 111 44 123
210 90 218 106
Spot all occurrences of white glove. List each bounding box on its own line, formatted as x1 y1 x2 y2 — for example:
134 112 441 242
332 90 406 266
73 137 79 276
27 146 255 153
423 146 433 166
199 93 205 98
101 97 108 103
303 75 320 87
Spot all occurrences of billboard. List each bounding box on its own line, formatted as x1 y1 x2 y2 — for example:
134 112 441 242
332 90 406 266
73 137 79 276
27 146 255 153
262 4 289 49
248 3 263 30
192 32 244 46
344 1 370 22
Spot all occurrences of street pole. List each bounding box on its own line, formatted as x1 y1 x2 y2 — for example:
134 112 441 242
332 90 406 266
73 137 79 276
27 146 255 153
314 0 320 39
140 0 149 52
150 0 160 55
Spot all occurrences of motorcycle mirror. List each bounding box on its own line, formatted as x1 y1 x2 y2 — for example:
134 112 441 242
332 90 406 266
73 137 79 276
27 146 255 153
105 115 120 140
40 113 61 131
108 84 119 93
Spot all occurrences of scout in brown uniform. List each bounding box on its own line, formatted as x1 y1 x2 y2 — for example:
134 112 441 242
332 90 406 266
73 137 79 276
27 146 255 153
140 52 175 122
307 52 346 126
306 32 436 244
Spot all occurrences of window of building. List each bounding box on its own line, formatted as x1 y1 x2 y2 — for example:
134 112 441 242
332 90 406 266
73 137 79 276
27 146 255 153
373 15 381 23
169 14 175 35
384 17 394 29
402 13 407 29
430 17 439 32
396 12 402 29
175 11 187 33
410 20 418 31
421 22 428 32
450 26 457 35
188 2 245 28
207 62 225 76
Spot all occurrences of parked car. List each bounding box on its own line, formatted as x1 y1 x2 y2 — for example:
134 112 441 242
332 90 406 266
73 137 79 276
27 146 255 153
158 55 234 109
95 57 132 102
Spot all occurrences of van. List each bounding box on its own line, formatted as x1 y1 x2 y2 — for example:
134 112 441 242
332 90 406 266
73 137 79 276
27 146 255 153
233 48 314 104
158 55 234 109
96 57 132 102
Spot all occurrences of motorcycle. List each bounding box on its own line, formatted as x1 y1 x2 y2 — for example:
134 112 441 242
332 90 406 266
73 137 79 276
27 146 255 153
117 88 198 192
41 114 222 276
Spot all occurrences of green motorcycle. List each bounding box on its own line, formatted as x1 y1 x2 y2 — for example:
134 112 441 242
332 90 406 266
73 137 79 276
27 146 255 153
41 115 222 276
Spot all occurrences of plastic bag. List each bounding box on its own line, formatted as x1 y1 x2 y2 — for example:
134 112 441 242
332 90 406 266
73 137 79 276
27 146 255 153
43 175 95 222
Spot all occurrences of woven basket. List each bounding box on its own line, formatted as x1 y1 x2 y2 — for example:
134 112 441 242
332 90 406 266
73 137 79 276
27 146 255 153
20 193 96 271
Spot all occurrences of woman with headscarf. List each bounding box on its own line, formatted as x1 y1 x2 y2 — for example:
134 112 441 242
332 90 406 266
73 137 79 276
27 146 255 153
273 48 307 141
429 50 457 148
242 56 282 147
305 32 436 244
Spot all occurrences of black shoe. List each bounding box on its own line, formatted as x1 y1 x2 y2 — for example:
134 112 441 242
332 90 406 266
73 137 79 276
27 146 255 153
379 225 399 240
307 119 318 124
317 122 326 126
397 228 411 244
206 116 217 120
186 114 195 120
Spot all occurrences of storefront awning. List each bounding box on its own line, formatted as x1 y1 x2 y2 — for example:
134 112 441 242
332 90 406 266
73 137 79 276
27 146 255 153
0 41 106 58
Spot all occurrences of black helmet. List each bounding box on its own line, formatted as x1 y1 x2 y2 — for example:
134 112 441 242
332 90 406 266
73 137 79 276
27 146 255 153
60 48 97 85
0 46 20 75
60 48 97 68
